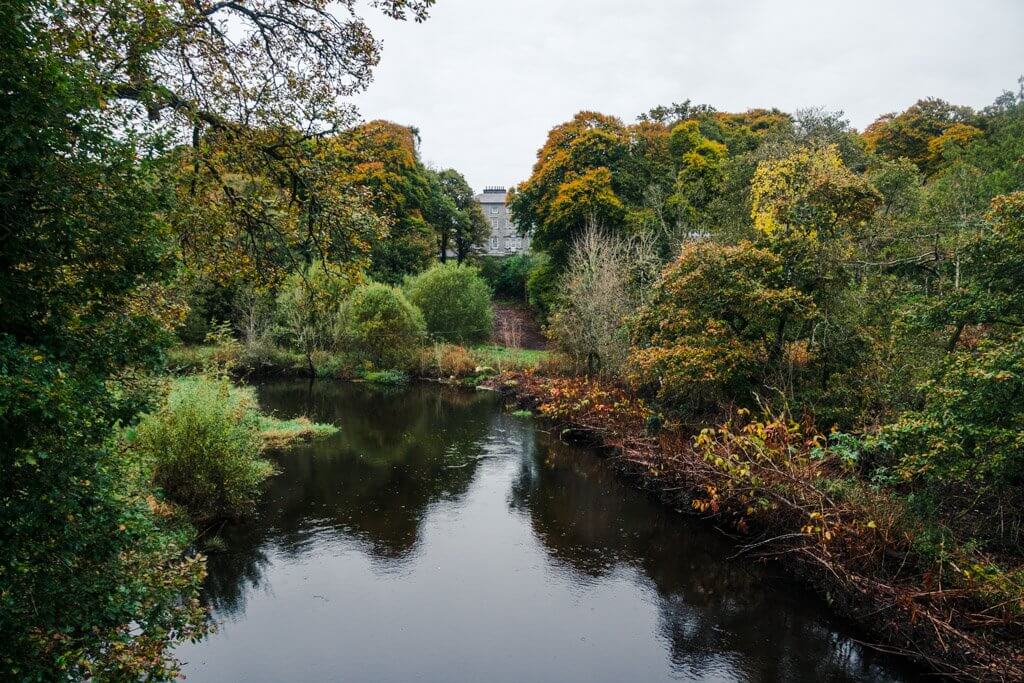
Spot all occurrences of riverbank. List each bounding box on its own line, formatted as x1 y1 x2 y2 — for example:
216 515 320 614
176 377 915 682
166 342 553 385
486 371 1024 682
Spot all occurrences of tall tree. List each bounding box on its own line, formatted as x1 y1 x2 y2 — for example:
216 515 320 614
334 120 435 283
1 0 436 677
1 2 206 677
427 169 490 263
69 0 436 285
863 97 977 173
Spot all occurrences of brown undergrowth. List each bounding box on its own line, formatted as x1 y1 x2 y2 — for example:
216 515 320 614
489 371 1024 682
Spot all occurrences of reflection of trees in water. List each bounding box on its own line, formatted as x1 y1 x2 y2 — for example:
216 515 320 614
201 380 500 617
510 436 911 682
199 524 271 618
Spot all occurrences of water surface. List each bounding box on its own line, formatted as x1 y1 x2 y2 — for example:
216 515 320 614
176 380 919 682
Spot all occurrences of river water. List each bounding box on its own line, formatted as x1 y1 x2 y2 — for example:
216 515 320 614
175 380 920 682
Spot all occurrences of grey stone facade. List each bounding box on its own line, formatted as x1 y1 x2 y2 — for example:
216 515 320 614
475 186 530 255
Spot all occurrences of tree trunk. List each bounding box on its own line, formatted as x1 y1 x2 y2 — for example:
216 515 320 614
947 321 966 353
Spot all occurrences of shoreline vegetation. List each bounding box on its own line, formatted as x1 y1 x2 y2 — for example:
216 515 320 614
129 375 338 525
156 333 1024 680
6 0 1024 679
483 370 1024 682
160 337 1024 680
166 341 553 386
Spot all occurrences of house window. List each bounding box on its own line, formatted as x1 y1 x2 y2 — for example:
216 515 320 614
489 206 499 215
490 237 498 250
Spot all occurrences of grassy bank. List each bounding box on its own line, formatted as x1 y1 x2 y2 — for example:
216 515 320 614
490 372 1024 682
167 341 554 384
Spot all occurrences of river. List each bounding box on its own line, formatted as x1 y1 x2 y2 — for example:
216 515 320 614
175 379 921 682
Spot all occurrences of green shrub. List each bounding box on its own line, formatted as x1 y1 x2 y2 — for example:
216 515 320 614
276 261 354 371
340 281 426 369
237 340 305 374
313 351 359 379
628 240 816 412
525 251 559 320
477 253 532 300
166 344 222 374
872 332 1024 549
257 413 338 450
134 377 273 522
166 341 305 376
405 262 494 343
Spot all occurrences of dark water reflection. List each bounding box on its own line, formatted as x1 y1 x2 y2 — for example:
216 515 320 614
176 380 921 682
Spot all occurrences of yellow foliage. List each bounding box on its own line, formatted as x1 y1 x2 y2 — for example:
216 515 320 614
750 144 879 237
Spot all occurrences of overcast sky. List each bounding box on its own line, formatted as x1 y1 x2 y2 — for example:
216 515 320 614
352 0 1024 192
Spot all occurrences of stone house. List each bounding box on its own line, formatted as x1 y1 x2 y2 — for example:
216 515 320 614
474 186 530 255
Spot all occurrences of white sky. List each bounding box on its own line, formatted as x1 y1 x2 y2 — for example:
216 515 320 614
353 0 1024 192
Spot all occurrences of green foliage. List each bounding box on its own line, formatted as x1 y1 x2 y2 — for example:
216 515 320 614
134 377 273 522
427 168 491 263
629 240 816 410
916 191 1024 350
468 345 552 373
525 252 559 320
340 282 426 369
360 369 410 385
966 79 1024 198
276 261 354 370
875 332 1024 511
0 2 210 677
0 340 208 681
0 0 441 677
477 254 533 300
405 263 494 343
257 413 339 450
167 342 307 377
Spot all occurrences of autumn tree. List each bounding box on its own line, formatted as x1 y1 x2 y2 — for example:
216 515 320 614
863 97 977 173
629 241 816 411
334 121 436 283
71 0 436 285
513 106 791 271
0 0 436 678
509 112 629 265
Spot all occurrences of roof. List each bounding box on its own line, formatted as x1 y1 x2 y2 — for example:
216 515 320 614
474 186 508 204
